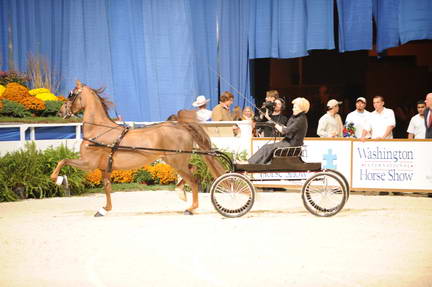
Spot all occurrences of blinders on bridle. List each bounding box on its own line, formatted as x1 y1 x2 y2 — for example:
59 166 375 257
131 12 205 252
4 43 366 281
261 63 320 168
62 87 83 118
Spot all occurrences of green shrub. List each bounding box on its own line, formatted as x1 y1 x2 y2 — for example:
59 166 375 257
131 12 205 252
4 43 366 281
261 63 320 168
133 168 154 184
39 100 63 117
188 150 246 192
0 143 87 202
0 99 31 118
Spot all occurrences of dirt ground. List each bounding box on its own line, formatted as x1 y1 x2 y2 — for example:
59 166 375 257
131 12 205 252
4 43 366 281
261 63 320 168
1 190 431 287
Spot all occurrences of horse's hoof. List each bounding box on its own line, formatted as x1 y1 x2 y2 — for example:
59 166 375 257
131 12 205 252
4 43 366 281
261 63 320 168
94 207 107 217
184 210 193 215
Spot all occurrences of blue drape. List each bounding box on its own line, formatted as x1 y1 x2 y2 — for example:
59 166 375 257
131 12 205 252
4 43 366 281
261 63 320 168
399 0 432 45
1 0 431 121
219 0 253 108
373 0 400 52
336 0 373 52
248 0 334 59
189 0 219 108
306 0 335 50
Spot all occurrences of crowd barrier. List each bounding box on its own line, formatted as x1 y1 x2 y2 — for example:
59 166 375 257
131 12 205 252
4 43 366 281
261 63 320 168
1 122 431 193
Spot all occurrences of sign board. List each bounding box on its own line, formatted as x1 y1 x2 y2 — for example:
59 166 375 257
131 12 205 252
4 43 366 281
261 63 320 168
352 141 432 191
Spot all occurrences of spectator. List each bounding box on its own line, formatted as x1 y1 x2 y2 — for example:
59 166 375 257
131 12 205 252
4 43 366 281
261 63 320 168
407 100 426 139
424 92 432 139
256 98 288 137
361 95 395 139
246 98 310 165
256 90 280 121
192 95 212 122
241 106 255 121
317 99 343 138
345 97 371 138
211 91 234 121
232 106 242 121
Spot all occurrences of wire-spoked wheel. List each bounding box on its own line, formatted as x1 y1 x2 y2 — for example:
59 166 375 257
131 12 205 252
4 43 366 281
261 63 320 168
210 173 255 218
301 172 347 217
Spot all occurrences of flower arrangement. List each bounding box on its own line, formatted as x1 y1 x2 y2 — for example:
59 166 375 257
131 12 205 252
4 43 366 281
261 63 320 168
144 163 177 184
35 92 59 101
1 82 45 112
85 169 102 186
0 71 29 87
343 122 356 138
85 163 177 186
0 84 5 97
111 169 136 183
29 88 50 96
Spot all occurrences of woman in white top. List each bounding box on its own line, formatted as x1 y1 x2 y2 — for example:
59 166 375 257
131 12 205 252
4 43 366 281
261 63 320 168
192 95 212 121
317 99 344 138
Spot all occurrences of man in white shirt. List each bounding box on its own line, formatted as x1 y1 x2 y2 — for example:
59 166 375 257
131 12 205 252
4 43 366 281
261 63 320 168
192 95 212 121
407 100 426 139
361 95 395 139
345 97 370 138
317 99 344 138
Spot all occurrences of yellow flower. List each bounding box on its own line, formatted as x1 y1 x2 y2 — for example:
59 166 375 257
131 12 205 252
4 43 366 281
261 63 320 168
35 92 58 101
0 84 5 97
29 88 50 96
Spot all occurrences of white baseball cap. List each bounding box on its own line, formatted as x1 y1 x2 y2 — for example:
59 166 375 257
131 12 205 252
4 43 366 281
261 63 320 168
192 95 210 107
327 99 342 108
356 97 366 103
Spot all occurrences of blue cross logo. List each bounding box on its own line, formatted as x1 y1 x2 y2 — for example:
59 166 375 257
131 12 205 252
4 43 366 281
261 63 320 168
323 149 337 169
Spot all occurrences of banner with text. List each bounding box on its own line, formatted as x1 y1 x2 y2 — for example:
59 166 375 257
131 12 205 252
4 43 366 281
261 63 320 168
352 141 432 191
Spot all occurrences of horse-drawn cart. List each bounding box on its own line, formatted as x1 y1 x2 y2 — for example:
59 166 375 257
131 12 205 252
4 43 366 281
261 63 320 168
210 146 350 218
53 81 349 217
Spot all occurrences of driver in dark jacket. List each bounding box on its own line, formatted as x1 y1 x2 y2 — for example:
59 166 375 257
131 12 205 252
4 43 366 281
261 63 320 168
248 97 310 165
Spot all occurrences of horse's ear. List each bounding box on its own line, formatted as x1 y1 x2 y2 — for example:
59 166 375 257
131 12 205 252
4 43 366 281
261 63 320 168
76 80 83 88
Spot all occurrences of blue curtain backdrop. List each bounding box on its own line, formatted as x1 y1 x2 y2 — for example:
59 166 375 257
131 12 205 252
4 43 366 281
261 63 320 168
189 0 219 109
399 0 432 45
336 0 373 52
1 0 431 121
373 0 400 52
219 0 253 108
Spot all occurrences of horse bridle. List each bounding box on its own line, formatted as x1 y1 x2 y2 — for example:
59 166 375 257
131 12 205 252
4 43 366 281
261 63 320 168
63 87 83 118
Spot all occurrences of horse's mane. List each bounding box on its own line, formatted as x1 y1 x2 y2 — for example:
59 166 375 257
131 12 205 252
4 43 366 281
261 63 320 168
85 86 116 121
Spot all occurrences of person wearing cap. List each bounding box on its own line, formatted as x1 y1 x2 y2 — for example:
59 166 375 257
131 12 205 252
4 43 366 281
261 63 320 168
211 91 234 121
407 100 426 139
317 99 344 138
361 95 395 140
192 95 212 122
246 98 310 165
345 97 371 138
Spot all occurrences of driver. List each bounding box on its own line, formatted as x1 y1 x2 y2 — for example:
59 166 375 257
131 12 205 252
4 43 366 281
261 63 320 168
247 97 310 165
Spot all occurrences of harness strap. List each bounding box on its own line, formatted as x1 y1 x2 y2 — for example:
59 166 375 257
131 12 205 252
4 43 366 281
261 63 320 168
106 127 129 173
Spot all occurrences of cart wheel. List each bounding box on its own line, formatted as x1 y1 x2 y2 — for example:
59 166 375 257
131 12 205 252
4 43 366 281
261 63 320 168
210 173 255 218
302 172 347 217
324 169 350 202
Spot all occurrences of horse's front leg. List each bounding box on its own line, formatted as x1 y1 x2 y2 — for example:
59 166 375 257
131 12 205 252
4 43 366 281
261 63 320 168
95 171 113 217
50 158 94 182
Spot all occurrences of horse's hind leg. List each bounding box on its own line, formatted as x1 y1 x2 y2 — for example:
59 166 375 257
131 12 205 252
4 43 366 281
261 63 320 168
95 170 113 217
164 156 199 215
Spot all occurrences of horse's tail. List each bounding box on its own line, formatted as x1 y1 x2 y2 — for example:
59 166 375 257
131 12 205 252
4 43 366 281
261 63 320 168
177 110 226 178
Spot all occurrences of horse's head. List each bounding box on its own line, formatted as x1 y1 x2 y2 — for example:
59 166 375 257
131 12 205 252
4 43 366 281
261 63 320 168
59 80 87 119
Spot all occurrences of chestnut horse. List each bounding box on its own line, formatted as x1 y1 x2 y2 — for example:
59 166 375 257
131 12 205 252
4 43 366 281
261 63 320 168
51 81 225 216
